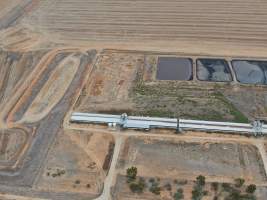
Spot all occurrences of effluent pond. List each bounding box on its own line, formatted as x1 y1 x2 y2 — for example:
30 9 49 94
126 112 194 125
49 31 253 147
196 58 232 82
156 57 193 81
232 60 267 85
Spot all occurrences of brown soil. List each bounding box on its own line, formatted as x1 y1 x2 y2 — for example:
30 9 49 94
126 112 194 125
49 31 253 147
75 52 142 113
117 136 267 183
35 130 114 196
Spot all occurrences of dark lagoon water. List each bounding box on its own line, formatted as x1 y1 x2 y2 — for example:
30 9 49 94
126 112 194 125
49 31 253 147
196 59 232 82
232 60 267 85
156 57 193 80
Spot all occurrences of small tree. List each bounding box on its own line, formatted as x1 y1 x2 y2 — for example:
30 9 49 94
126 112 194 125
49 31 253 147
192 176 208 200
174 188 184 200
127 166 137 182
196 175 206 186
246 184 256 194
234 178 245 188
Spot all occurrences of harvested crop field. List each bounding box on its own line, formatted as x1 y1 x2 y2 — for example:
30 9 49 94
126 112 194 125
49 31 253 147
117 136 267 184
15 0 267 56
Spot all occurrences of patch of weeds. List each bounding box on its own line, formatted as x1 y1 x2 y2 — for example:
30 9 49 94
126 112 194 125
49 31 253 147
213 92 248 123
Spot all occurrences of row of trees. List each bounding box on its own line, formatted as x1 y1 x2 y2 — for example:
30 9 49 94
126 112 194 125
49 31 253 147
126 167 257 200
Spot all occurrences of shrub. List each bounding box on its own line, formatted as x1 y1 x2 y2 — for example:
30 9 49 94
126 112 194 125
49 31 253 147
234 178 245 188
149 182 161 195
196 175 206 186
164 183 172 191
192 176 208 200
149 178 155 183
246 184 256 194
174 188 184 200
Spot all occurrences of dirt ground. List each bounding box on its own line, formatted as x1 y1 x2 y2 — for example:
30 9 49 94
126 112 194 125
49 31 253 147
0 0 21 18
35 130 114 197
114 136 267 200
21 53 81 123
0 47 97 200
117 136 267 183
0 128 28 164
75 51 142 113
